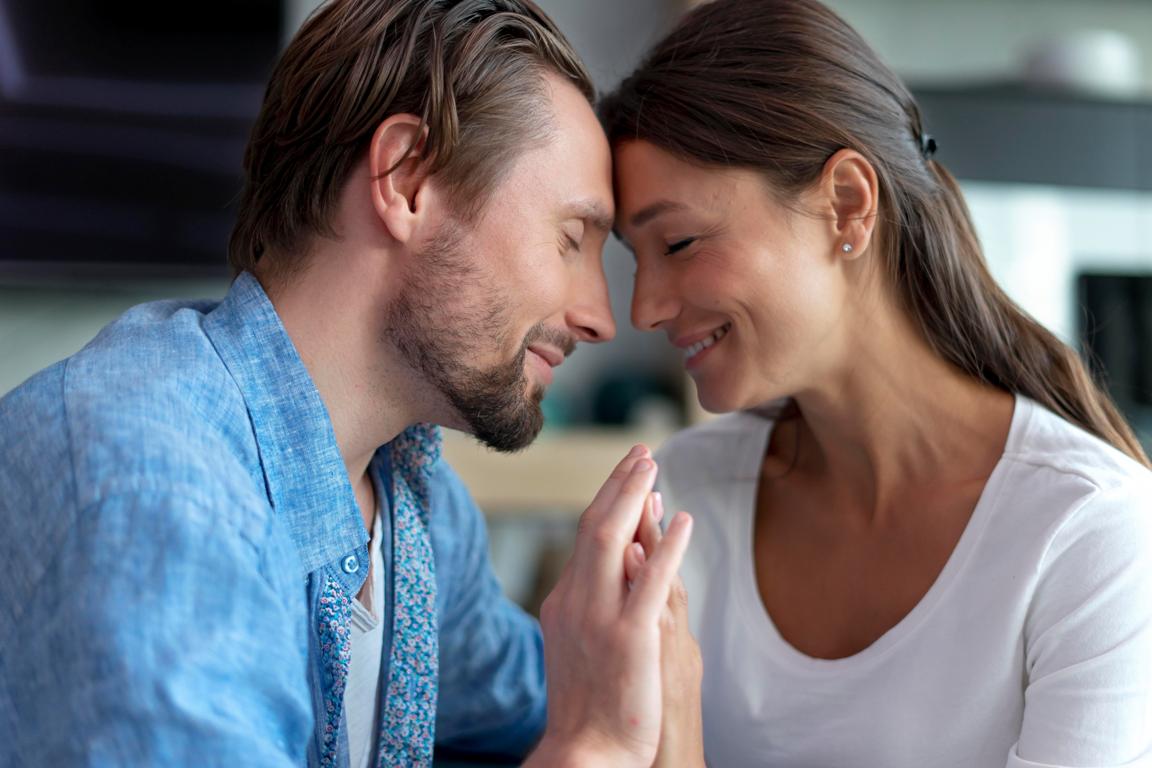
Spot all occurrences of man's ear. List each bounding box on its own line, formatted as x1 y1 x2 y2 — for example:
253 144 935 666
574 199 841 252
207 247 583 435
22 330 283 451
818 148 878 261
368 114 432 244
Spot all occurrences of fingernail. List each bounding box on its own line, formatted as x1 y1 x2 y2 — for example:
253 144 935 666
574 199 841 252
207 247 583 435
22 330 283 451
631 542 646 562
652 492 664 521
628 444 646 458
634 458 654 473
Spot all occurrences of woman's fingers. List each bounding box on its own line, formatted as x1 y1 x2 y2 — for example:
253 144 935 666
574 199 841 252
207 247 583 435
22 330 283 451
624 541 646 586
636 491 663 557
625 494 656 586
626 511 693 625
666 574 690 634
651 566 706 768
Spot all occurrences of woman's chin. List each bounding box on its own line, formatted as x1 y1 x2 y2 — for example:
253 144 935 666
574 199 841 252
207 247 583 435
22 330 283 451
694 385 745 416
694 377 785 417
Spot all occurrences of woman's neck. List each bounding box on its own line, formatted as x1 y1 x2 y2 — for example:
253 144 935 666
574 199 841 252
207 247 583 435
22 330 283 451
780 302 1015 520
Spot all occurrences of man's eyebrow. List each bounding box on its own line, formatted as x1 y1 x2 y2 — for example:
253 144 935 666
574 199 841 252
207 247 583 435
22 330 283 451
628 200 688 229
563 200 615 233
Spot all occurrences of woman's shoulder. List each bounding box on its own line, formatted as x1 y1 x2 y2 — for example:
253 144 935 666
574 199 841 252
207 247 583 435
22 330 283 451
1006 397 1152 501
995 398 1152 569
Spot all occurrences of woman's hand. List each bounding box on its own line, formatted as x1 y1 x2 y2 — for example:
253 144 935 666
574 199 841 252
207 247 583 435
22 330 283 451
627 491 707 768
525 446 694 768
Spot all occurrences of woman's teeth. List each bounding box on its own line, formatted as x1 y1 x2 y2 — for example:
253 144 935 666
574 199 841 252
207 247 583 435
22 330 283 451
684 323 731 359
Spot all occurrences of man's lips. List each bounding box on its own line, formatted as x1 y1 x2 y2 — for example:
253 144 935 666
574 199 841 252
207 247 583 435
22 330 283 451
527 344 564 368
526 348 556 386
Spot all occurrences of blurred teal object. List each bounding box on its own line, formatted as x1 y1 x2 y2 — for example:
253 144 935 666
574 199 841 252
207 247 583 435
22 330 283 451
592 373 682 426
539 388 571 429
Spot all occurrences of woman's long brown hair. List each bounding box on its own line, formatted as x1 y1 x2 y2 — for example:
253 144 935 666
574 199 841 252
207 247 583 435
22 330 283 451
601 0 1149 467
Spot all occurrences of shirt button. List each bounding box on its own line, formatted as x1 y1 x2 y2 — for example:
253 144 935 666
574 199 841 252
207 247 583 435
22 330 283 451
341 555 360 574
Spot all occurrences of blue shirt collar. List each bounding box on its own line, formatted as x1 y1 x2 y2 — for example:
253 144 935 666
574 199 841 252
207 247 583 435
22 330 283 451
202 271 366 574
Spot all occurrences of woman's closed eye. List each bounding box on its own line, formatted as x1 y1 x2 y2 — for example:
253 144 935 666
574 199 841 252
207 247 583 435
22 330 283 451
665 237 696 256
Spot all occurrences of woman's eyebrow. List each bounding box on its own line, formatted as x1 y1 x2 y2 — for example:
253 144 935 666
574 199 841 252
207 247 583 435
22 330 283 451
628 199 688 229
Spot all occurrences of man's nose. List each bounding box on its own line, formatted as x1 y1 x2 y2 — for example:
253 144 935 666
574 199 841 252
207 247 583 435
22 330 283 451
566 261 617 343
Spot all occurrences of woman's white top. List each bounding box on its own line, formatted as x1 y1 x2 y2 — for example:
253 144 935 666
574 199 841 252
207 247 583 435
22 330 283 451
656 396 1152 767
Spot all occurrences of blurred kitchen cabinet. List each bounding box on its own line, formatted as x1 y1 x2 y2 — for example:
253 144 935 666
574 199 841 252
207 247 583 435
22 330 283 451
914 84 1152 192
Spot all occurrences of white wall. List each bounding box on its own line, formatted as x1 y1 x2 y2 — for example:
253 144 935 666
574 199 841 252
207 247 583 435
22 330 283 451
823 0 1152 90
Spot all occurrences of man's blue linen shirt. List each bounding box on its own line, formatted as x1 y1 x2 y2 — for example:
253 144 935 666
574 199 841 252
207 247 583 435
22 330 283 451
0 272 546 766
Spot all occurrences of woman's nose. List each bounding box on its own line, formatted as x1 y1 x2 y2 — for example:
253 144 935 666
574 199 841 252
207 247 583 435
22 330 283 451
631 265 678 332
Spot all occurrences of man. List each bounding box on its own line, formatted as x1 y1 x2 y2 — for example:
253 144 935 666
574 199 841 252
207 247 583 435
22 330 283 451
0 1 693 766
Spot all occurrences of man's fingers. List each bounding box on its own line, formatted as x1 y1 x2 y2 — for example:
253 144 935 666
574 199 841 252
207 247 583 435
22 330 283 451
626 511 693 625
577 444 650 535
596 457 659 546
572 457 659 603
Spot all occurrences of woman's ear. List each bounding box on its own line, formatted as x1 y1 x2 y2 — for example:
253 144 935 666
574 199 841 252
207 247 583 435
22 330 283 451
368 115 431 244
820 148 878 261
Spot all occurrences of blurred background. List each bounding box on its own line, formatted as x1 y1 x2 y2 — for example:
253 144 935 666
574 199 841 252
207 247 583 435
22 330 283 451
3 0 1152 618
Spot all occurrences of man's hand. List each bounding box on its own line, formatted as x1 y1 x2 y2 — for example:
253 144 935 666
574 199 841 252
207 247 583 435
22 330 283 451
524 445 694 768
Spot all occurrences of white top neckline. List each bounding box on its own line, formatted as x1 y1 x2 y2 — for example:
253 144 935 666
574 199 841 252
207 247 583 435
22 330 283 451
656 394 1152 765
729 394 1031 675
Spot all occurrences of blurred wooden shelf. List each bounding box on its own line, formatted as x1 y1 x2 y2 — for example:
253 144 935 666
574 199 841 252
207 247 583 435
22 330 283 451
441 426 673 518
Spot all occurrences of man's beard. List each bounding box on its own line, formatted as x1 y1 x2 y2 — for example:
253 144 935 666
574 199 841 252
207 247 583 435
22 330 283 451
387 220 571 452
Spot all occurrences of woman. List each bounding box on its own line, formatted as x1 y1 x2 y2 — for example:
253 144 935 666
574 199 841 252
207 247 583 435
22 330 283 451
603 0 1152 765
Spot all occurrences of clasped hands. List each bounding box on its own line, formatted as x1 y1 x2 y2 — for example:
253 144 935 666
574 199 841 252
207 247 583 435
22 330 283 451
525 445 707 768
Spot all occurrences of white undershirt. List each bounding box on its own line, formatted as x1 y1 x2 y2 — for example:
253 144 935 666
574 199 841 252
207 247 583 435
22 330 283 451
656 396 1152 767
346 504 386 768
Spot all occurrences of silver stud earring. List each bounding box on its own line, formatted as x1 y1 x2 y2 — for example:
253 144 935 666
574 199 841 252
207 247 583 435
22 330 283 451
841 243 854 254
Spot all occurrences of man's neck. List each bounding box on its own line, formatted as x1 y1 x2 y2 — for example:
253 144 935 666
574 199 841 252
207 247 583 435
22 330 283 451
252 258 434 497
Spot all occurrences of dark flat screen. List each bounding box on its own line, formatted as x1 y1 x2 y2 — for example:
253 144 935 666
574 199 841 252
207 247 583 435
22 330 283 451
0 0 282 279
